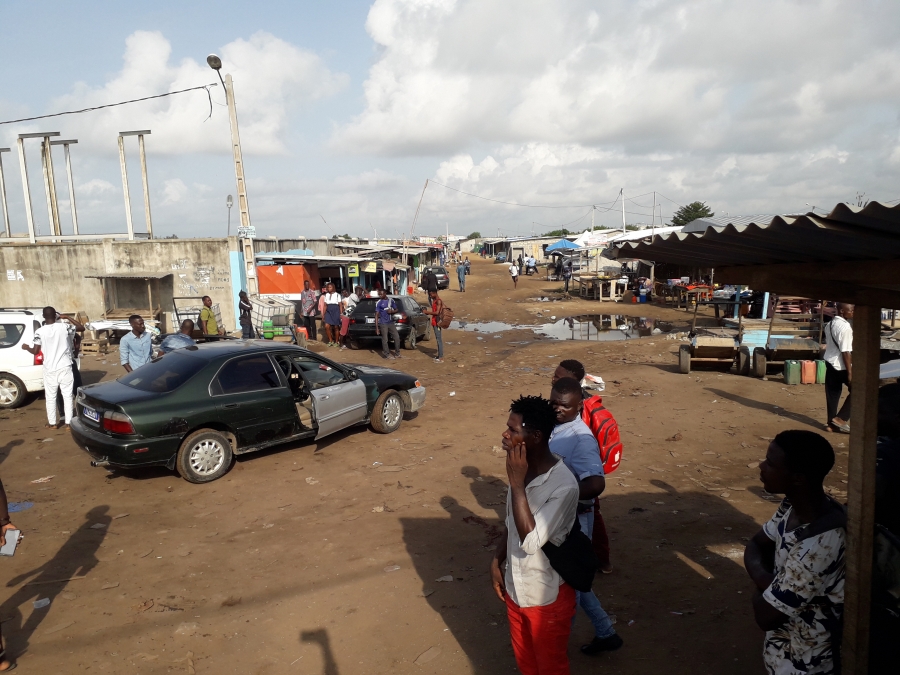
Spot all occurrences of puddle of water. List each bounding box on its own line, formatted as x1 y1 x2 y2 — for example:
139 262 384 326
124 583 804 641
451 315 673 341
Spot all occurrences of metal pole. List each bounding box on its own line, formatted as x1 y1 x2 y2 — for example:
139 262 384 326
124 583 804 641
40 141 55 239
621 188 626 234
63 143 78 234
44 136 61 236
0 148 10 237
227 205 231 236
224 74 251 231
138 133 153 239
16 138 36 242
652 191 656 236
118 135 135 240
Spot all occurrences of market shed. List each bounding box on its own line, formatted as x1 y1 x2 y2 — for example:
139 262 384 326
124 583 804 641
612 200 900 674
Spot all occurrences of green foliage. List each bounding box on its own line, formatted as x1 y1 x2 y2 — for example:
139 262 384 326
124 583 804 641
542 228 572 237
467 231 482 239
671 201 714 227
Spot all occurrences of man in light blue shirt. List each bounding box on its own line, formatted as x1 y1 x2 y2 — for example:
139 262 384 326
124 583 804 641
120 314 153 372
160 319 196 354
549 377 623 656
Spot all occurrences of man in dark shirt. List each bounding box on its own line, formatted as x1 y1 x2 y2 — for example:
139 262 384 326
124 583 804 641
374 289 401 360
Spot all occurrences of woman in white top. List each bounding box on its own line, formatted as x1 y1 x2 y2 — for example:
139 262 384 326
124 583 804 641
322 283 342 347
339 289 356 350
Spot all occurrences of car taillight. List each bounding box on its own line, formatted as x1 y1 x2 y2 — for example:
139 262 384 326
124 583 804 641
102 411 135 435
349 318 356 324
395 313 408 324
34 351 43 366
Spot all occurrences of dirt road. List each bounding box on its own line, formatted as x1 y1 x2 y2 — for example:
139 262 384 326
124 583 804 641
0 257 845 674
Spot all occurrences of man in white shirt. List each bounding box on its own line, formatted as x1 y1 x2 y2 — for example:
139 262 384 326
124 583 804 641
509 262 519 289
21 306 82 428
549 377 623 655
490 395 579 675
823 304 853 433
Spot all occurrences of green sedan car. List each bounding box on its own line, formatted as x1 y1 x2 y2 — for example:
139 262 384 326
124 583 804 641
71 341 427 483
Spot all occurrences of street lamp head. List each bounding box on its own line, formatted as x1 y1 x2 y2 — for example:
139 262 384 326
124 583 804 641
226 194 233 208
207 54 223 70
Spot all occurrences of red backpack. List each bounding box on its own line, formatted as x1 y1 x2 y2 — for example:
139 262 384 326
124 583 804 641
582 395 622 474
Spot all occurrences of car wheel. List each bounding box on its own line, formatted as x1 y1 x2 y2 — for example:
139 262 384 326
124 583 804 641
678 345 692 374
348 338 361 350
370 390 404 434
404 327 417 350
176 429 233 483
0 373 27 409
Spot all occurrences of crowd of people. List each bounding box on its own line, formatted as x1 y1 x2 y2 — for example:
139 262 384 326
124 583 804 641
489 355 866 675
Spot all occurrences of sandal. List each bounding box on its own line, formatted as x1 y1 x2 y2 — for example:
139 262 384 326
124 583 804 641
0 648 16 671
831 419 851 434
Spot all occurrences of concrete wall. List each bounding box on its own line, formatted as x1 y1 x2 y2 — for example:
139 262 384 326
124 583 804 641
0 237 240 329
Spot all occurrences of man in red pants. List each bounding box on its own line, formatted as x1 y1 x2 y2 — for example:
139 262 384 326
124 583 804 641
490 395 579 675
552 360 614 574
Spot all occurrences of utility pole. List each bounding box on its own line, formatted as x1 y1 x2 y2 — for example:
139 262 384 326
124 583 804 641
652 191 656 236
620 188 626 234
591 205 595 232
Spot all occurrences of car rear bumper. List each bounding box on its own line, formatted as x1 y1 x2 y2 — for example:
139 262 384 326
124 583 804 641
348 324 412 341
407 385 427 412
70 418 179 469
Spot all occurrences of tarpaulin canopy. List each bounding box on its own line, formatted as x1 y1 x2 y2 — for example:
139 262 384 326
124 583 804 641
546 238 581 252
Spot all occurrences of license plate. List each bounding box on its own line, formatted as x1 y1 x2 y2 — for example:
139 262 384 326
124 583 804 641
82 405 100 422
366 317 375 324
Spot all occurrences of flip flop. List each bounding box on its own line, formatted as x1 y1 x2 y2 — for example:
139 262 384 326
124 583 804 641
832 420 851 434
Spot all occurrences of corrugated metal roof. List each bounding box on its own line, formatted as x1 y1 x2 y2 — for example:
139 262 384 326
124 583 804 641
681 215 777 232
611 201 900 268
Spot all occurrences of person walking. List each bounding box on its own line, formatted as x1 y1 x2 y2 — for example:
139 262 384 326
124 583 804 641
21 306 82 429
824 303 854 433
549 377 623 656
0 476 19 671
322 283 342 347
490 395 579 675
457 261 466 292
744 430 845 675
119 314 153 373
562 261 572 294
160 320 196 353
199 296 224 337
299 280 318 341
422 289 445 363
509 261 519 289
375 289 401 359
238 290 253 339
422 267 439 294
464 256 471 275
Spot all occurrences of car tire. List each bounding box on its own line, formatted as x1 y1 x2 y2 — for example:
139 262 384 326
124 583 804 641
370 390 404 434
404 327 417 350
0 373 27 409
678 345 692 374
176 429 234 483
348 338 361 350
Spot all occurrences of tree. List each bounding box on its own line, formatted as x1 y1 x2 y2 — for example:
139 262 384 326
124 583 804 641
671 201 714 227
542 228 571 237
467 231 482 239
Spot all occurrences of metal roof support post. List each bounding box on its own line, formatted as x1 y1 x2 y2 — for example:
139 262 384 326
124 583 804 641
842 304 880 674
138 133 153 239
43 135 61 236
51 139 80 235
117 134 135 240
39 141 55 239
16 138 36 243
0 148 10 237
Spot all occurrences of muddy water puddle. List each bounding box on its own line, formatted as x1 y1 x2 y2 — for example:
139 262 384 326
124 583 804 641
451 315 676 341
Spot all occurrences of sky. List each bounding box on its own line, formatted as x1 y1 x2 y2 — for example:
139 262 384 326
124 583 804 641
1 0 899 240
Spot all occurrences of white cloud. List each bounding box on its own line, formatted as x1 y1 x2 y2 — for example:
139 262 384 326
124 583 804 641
161 178 188 205
44 30 346 157
77 178 116 196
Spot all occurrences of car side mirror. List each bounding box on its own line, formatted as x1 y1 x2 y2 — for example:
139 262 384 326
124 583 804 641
349 370 359 380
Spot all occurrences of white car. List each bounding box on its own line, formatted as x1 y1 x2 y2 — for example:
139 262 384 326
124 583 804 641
0 310 45 408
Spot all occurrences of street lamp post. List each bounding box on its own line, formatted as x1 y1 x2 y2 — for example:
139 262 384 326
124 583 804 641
208 53 256 294
226 194 233 236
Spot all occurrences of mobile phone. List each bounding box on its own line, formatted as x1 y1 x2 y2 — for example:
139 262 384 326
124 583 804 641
0 529 21 556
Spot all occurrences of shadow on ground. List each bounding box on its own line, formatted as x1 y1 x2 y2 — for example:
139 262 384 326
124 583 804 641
706 387 821 429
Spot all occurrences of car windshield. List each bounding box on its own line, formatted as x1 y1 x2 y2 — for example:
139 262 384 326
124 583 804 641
118 350 206 393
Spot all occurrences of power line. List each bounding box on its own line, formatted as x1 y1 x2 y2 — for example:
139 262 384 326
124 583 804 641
0 82 219 126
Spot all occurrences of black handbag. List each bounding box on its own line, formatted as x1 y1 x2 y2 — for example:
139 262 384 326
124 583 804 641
541 515 598 592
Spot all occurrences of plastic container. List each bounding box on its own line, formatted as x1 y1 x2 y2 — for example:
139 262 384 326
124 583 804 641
800 360 816 384
784 360 801 385
295 327 309 339
639 294 647 303
816 360 826 384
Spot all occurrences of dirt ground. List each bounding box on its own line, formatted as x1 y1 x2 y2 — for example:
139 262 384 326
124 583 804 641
0 256 848 674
